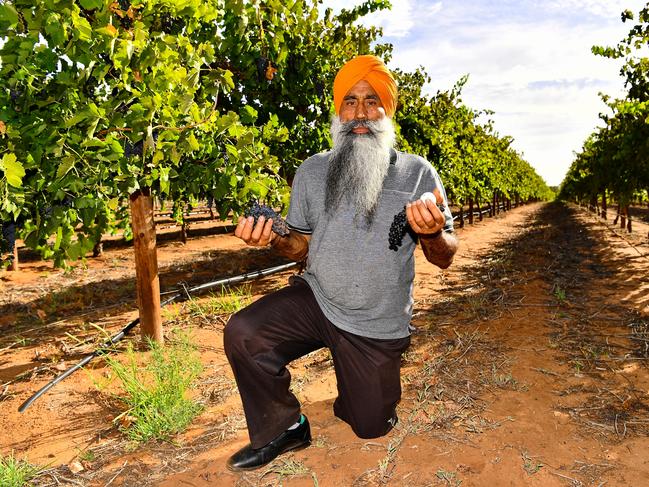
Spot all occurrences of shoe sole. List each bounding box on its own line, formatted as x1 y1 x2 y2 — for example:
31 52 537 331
226 440 312 472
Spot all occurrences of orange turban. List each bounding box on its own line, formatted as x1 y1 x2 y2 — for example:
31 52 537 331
333 55 398 118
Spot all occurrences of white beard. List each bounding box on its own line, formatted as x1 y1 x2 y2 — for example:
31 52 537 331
325 116 396 226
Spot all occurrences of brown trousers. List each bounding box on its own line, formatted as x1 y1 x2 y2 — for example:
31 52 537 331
223 276 411 448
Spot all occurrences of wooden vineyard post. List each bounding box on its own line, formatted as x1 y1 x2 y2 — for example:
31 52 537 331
468 198 474 225
129 189 163 344
601 192 607 220
180 214 188 244
626 205 632 233
9 239 18 271
459 203 465 228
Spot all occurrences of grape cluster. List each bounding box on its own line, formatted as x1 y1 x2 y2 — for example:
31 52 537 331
160 14 183 35
256 57 269 83
315 81 325 100
120 16 133 30
1 222 16 254
39 205 53 219
83 76 97 98
124 131 158 158
124 139 143 158
388 207 410 251
10 89 22 105
244 201 290 237
117 0 133 29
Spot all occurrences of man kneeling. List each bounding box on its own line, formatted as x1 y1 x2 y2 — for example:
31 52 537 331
224 54 458 471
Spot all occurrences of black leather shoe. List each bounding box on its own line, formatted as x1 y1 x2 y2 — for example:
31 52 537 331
226 416 311 471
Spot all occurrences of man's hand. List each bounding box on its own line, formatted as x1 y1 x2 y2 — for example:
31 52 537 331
406 188 458 268
234 215 311 261
406 188 446 235
234 215 277 247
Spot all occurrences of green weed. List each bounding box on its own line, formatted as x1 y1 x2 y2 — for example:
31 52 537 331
0 453 41 487
104 332 204 443
186 284 252 318
436 469 462 486
553 285 567 303
261 459 318 486
78 449 96 463
521 451 543 475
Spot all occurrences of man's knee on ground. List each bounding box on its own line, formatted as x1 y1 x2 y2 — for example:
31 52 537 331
346 409 397 440
349 420 394 440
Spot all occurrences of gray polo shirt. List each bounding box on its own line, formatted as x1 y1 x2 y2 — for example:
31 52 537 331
286 149 454 339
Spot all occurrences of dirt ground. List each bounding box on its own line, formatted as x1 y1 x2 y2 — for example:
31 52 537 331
1 201 649 487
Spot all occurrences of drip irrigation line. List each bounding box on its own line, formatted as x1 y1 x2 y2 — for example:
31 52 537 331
18 316 141 413
18 261 299 413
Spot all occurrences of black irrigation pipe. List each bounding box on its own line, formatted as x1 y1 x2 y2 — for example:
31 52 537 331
18 261 299 413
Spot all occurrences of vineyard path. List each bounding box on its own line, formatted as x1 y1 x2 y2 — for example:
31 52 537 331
160 202 649 487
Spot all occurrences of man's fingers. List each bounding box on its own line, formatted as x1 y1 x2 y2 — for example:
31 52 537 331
234 216 247 238
432 187 444 205
234 215 275 246
408 199 445 233
416 200 437 226
423 199 445 226
261 218 274 243
250 215 267 242
408 201 430 230
238 216 255 241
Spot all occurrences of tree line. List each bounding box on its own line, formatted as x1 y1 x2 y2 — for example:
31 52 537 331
559 3 649 230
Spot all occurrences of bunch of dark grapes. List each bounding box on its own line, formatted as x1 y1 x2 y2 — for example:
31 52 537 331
124 131 157 158
117 0 133 29
159 14 183 35
124 139 143 158
10 89 23 111
40 206 52 219
1 222 16 254
120 16 133 30
244 201 289 237
388 207 411 251
83 76 97 98
256 57 269 83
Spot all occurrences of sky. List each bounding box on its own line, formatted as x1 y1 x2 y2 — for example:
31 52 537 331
321 0 646 186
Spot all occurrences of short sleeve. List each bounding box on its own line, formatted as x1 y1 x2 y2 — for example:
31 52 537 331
286 165 313 234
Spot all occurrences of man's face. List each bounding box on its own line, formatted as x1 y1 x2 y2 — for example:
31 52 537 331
338 80 386 133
